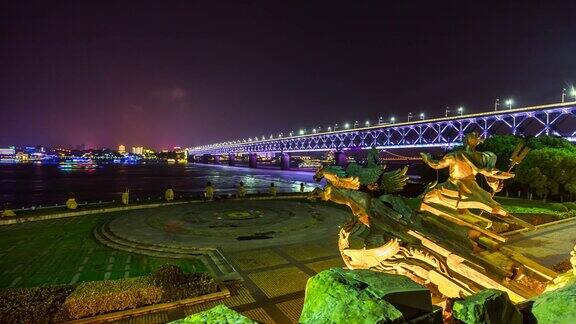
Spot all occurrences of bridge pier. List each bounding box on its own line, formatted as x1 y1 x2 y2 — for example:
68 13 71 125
279 153 290 170
335 151 348 167
248 153 258 168
228 153 236 166
212 155 220 164
201 154 212 164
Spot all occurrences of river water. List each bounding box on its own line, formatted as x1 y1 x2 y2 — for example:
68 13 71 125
0 164 323 209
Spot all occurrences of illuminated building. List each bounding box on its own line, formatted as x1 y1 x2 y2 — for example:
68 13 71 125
132 146 144 155
118 145 126 154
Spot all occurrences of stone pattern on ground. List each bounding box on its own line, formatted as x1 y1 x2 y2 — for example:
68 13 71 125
170 305 256 324
299 268 437 324
452 289 522 324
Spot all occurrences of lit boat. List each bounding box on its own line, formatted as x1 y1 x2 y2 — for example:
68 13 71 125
59 158 97 169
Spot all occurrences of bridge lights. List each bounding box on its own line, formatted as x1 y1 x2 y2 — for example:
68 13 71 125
457 107 464 116
495 98 500 111
344 123 350 129
505 99 514 109
327 126 332 131
407 112 413 122
570 87 576 101
420 113 425 120
445 107 450 117
353 121 359 128
390 117 396 123
289 131 294 137
312 128 317 133
365 120 370 126
299 129 305 135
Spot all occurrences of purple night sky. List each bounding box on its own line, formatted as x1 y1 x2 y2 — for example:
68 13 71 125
1 1 576 149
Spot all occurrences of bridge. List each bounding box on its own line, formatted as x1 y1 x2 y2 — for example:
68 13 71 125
189 101 576 168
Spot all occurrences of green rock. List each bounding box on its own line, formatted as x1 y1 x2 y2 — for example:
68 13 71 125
299 268 434 324
170 304 256 324
530 281 576 324
452 289 522 324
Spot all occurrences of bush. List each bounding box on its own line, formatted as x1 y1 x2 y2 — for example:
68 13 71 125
151 264 218 302
0 285 73 323
57 277 163 320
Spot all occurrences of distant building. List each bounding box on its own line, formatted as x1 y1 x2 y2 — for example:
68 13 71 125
118 145 126 154
132 146 144 155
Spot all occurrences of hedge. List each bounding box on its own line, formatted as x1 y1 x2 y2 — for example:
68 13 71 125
0 285 73 323
57 276 163 320
0 265 218 322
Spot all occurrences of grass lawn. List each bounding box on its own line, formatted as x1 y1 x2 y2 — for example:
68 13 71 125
0 212 207 289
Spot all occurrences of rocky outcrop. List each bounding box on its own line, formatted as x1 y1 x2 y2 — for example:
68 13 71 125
299 268 441 323
452 289 522 324
170 305 255 324
528 281 576 324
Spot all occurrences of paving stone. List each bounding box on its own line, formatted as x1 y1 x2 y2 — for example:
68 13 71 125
248 267 310 298
231 249 289 271
305 257 345 273
276 297 305 323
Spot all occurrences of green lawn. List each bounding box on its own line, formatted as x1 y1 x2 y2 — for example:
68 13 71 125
0 213 206 289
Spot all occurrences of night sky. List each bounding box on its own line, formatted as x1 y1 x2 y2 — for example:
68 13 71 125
1 1 576 149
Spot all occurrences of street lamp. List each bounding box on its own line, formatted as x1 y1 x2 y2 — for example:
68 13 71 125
312 128 317 133
289 132 293 137
344 123 350 129
505 99 514 109
390 117 395 123
407 112 413 122
365 120 370 126
562 88 567 103
334 123 339 131
457 107 464 116
445 107 450 117
327 126 332 131
378 116 383 124
570 87 576 101
419 113 425 120
299 129 305 135
353 121 359 128
494 98 500 111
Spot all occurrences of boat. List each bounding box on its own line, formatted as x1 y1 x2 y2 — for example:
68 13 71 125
59 158 97 170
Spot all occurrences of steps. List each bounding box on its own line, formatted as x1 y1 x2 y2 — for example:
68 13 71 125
93 220 241 281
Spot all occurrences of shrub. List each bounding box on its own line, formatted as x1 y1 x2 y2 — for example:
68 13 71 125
57 277 162 320
0 285 73 323
151 264 218 302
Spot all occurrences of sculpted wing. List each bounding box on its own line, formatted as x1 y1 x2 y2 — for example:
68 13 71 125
379 166 409 193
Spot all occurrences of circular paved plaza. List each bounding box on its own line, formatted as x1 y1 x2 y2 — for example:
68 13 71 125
106 199 350 252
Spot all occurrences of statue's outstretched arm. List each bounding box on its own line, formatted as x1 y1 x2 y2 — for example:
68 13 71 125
420 152 450 170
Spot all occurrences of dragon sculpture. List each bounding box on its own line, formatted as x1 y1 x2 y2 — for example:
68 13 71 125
311 143 562 303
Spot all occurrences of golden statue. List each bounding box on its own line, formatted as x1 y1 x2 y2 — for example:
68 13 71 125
165 188 174 201
420 132 533 232
121 189 129 205
66 198 78 210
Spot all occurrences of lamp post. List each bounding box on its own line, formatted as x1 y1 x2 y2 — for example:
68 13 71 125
505 99 513 110
407 112 413 122
344 123 350 129
378 116 383 124
390 117 396 124
419 113 425 120
494 98 500 111
365 120 370 127
445 107 450 117
353 121 359 128
562 88 566 103
457 107 464 116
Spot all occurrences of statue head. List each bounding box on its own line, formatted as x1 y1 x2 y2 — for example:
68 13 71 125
464 132 483 150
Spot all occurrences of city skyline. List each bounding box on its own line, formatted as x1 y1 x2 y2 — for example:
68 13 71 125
2 1 576 148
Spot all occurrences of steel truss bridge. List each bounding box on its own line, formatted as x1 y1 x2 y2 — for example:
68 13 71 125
189 102 576 156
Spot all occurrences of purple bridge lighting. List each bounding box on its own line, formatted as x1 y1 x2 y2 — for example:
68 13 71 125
189 102 576 156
